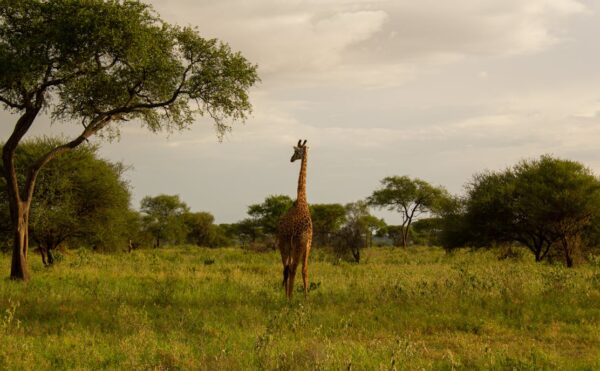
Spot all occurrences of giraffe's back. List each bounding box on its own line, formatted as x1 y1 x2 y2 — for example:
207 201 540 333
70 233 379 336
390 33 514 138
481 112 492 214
278 206 312 239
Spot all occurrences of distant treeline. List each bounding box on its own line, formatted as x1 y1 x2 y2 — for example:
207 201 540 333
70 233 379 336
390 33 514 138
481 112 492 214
2 139 600 267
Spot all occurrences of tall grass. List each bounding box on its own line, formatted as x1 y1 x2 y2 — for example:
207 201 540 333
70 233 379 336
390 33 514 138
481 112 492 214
0 246 599 369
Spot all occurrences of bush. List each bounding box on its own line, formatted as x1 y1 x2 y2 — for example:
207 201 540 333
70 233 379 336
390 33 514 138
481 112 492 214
333 225 364 263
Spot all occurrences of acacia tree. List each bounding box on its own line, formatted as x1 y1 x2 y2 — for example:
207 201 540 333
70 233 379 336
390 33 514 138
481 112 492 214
140 194 189 248
248 195 294 236
310 203 346 246
515 157 600 267
335 201 385 261
0 138 132 265
184 211 217 247
368 176 448 248
466 156 600 266
0 0 258 280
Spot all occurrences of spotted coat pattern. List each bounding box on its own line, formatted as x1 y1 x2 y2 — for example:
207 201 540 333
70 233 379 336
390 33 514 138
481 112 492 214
277 140 313 298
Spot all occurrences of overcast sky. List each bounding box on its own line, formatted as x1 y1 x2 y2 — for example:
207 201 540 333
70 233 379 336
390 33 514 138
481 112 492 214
3 0 600 224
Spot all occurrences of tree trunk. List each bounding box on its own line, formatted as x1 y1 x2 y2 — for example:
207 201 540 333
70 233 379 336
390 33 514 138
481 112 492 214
351 247 360 263
10 201 30 280
401 227 409 248
47 247 55 265
3 107 41 281
564 252 573 268
40 246 48 266
533 243 542 262
561 236 575 268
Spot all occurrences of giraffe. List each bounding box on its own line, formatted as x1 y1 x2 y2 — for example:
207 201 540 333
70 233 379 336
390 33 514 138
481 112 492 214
277 139 313 298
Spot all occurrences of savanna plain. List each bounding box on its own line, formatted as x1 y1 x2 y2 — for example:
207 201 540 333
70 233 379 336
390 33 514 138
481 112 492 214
0 246 599 370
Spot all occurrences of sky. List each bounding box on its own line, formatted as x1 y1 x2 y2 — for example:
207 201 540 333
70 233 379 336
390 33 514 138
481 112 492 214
2 0 600 224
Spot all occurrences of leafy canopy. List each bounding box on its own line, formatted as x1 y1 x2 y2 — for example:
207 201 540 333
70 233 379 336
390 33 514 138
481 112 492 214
0 0 259 136
247 195 293 235
140 194 189 246
464 155 600 262
0 138 132 251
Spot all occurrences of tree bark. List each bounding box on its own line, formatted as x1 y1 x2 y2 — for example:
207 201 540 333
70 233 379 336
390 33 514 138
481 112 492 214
39 243 57 266
351 247 360 263
10 202 30 280
401 224 411 248
47 247 55 265
3 108 40 281
561 236 576 268
40 246 48 266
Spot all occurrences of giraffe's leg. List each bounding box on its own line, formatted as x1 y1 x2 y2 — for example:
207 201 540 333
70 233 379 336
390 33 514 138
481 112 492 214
302 253 308 297
302 235 312 297
278 238 290 294
283 265 289 287
287 261 298 299
286 235 299 298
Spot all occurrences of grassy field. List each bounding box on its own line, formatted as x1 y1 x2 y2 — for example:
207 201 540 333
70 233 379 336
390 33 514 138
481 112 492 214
0 246 599 370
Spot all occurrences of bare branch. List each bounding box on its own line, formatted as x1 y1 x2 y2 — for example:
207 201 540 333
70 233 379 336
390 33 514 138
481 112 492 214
0 94 25 110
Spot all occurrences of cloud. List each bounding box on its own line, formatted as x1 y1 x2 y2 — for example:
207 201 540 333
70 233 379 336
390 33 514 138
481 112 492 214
149 0 587 87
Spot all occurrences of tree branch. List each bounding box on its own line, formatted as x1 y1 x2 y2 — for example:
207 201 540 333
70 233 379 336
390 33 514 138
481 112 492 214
0 94 25 110
23 115 113 202
106 63 194 116
1 107 41 207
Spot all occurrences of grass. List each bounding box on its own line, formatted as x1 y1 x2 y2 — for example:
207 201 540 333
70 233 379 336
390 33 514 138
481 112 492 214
0 246 599 369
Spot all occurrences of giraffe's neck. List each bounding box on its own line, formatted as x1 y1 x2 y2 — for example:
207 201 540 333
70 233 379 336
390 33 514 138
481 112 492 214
297 148 308 206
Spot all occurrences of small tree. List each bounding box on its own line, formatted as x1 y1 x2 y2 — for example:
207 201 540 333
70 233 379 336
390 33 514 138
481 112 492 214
0 0 258 280
513 156 600 266
247 195 293 236
140 194 189 248
1 138 132 264
434 196 468 250
464 171 522 250
333 201 384 262
368 176 448 248
310 203 346 246
411 218 443 246
184 211 217 247
465 156 600 266
234 218 263 246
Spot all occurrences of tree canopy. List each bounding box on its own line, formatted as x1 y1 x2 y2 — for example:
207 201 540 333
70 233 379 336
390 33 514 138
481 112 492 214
310 203 346 246
0 138 133 262
0 0 258 134
368 176 449 247
140 194 189 248
247 195 294 236
184 211 227 247
463 155 600 265
0 0 258 280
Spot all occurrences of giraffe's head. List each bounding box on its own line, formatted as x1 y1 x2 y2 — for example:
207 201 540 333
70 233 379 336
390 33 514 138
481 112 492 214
290 139 307 162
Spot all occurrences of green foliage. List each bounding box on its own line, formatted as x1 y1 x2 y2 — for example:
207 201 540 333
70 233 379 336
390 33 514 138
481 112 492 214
369 176 449 247
332 201 385 262
463 155 600 265
0 0 258 134
0 0 258 279
310 203 346 246
411 217 443 246
0 138 133 253
247 195 293 236
140 194 189 247
434 195 469 250
183 211 232 247
0 247 598 368
231 218 263 247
